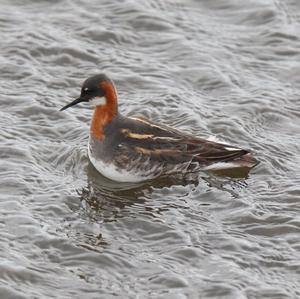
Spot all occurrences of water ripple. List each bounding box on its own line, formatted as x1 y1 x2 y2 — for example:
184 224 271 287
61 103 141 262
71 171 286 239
0 0 299 298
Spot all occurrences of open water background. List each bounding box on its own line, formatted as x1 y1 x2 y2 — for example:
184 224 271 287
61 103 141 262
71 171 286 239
0 0 300 298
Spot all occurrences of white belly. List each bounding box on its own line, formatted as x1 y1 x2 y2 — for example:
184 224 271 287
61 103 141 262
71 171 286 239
87 143 152 182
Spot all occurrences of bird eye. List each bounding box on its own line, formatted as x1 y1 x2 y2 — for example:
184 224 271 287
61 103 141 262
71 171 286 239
82 87 93 94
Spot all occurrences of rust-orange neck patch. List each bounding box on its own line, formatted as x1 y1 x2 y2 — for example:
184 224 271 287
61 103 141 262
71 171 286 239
90 81 118 140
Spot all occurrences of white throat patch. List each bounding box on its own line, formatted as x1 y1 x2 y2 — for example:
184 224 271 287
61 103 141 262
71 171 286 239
90 97 106 107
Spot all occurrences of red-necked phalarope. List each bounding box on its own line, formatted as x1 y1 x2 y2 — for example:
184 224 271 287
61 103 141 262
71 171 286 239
60 74 258 182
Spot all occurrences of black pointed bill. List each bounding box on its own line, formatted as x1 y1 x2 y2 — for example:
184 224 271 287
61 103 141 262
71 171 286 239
60 97 85 111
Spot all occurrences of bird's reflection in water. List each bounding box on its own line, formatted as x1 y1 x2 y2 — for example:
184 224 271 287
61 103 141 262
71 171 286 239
78 161 253 224
78 161 192 223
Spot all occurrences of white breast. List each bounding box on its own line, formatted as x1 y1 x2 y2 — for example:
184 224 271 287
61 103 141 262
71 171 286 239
87 143 153 182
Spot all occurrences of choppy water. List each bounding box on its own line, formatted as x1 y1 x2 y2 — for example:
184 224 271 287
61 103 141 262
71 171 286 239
1 0 300 298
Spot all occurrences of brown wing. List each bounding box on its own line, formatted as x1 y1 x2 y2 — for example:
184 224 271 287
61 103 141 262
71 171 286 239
113 117 250 174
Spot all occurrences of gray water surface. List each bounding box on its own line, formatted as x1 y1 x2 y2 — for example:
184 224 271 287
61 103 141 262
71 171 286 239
1 0 300 298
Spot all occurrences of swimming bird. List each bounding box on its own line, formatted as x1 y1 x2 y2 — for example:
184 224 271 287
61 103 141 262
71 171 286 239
60 74 258 182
